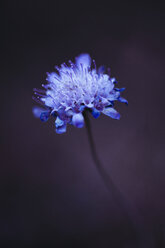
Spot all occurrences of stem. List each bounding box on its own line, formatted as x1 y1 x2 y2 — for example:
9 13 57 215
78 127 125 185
84 110 140 245
84 111 125 205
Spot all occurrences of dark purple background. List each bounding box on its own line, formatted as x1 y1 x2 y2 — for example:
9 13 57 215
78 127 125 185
2 1 165 247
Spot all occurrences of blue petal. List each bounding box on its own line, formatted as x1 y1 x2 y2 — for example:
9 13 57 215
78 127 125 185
102 107 120 120
79 105 85 112
40 112 50 122
56 125 67 134
115 87 125 92
111 78 118 84
55 116 64 127
72 113 84 128
118 97 128 104
32 106 46 118
55 117 66 134
91 108 100 119
76 54 91 68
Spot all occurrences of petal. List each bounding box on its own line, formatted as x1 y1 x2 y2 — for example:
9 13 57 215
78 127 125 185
55 117 67 134
118 97 128 104
40 112 50 122
55 116 64 127
56 125 67 134
79 105 85 112
32 106 46 118
115 87 125 92
72 113 84 128
111 78 118 84
102 107 120 120
108 91 120 101
91 108 100 119
76 54 91 68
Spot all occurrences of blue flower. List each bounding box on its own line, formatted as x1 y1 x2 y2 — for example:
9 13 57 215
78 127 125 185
33 54 127 134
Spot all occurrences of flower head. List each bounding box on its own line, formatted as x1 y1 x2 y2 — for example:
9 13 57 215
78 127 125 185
33 54 127 134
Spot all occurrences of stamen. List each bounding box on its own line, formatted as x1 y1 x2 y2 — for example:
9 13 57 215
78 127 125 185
42 84 49 89
53 76 62 82
93 59 96 70
69 60 74 67
80 63 84 73
55 66 61 73
32 96 45 105
34 92 46 97
33 88 45 94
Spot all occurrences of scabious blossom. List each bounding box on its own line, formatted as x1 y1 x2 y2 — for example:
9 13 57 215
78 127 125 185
33 54 127 134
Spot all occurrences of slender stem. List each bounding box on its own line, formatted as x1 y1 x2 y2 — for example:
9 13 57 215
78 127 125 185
84 111 125 205
84 110 140 245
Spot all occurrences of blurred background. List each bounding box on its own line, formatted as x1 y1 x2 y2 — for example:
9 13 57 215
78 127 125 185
2 0 165 247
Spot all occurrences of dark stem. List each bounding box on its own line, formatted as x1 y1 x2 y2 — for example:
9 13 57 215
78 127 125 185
84 110 140 246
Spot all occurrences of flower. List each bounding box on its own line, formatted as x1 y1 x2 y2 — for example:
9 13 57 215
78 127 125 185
33 54 127 134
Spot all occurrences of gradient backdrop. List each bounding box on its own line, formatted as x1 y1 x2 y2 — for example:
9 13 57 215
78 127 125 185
2 1 165 247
